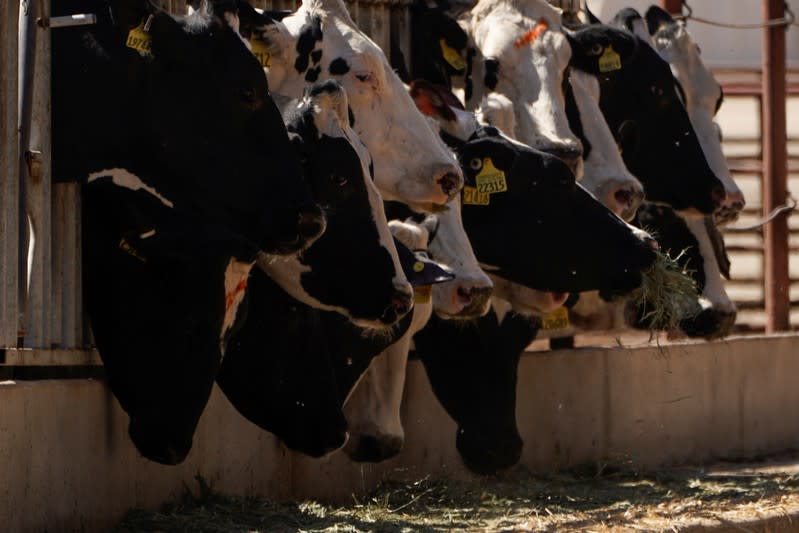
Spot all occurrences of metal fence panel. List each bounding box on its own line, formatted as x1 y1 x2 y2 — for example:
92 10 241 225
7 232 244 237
21 0 54 348
0 2 20 348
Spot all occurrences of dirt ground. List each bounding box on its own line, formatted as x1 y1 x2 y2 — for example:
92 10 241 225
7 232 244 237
110 457 799 533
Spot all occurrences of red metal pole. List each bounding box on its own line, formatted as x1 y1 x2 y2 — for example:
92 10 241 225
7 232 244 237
762 0 790 332
659 0 683 14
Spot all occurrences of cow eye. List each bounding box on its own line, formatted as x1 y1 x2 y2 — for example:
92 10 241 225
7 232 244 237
331 175 348 186
469 158 482 170
650 86 664 98
588 43 604 56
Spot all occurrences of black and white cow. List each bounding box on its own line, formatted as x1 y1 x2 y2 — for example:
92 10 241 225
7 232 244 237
244 0 464 212
53 0 320 464
579 23 726 215
261 81 413 326
464 0 583 170
642 6 745 224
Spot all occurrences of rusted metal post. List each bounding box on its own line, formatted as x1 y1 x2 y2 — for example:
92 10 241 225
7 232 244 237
659 0 683 14
762 0 790 332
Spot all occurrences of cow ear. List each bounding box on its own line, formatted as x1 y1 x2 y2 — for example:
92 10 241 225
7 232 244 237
566 26 637 75
234 0 286 38
645 6 677 36
585 3 602 25
617 120 640 157
409 81 457 122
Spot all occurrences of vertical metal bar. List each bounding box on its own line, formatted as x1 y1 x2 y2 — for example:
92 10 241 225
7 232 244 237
659 0 683 14
762 0 789 332
21 0 53 347
0 1 20 348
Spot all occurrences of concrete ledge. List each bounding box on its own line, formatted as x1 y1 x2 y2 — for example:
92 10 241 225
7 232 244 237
2 334 799 531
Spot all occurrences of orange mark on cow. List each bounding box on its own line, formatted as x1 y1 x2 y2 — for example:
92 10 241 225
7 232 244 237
514 18 549 48
225 278 248 312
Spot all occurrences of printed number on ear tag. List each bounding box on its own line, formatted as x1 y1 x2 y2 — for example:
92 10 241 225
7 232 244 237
598 45 621 73
414 285 432 304
439 39 467 71
475 158 508 194
463 186 490 206
126 20 152 56
250 37 272 68
541 306 569 330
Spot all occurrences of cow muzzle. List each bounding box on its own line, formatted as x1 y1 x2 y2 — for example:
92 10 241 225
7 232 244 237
714 189 745 226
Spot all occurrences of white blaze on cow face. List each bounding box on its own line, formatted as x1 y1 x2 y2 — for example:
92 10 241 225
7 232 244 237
428 199 494 318
258 0 463 212
651 22 744 225
569 70 644 222
467 0 582 170
476 93 517 139
87 168 174 208
260 86 410 328
221 258 255 355
683 215 735 315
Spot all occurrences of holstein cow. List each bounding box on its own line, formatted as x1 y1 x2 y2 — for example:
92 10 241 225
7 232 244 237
385 117 656 472
241 0 464 212
464 0 584 172
53 0 319 464
582 23 726 215
261 81 413 326
643 6 745 224
343 200 492 462
216 81 416 456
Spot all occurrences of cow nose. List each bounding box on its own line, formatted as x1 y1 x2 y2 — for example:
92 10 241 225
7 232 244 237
381 288 413 325
297 206 326 241
610 182 645 221
435 167 464 202
456 286 493 317
346 433 404 463
710 183 726 209
680 307 737 340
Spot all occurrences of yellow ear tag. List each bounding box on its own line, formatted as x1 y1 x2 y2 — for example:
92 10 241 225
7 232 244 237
463 186 490 206
598 45 621 73
414 285 432 304
541 306 569 330
250 36 272 68
439 38 467 71
413 261 425 273
475 157 508 195
126 20 152 56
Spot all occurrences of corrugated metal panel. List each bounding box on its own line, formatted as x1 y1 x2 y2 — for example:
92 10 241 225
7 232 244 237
0 1 20 348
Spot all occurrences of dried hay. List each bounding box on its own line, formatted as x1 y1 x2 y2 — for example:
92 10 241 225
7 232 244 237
110 466 799 533
627 248 701 333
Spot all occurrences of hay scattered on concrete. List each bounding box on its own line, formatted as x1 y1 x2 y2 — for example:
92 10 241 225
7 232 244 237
110 466 799 533
628 248 701 332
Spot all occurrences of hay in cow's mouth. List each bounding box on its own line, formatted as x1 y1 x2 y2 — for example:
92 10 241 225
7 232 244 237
627 248 700 333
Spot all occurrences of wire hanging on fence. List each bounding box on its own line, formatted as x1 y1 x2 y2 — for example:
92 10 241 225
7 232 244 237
727 194 797 232
677 1 798 29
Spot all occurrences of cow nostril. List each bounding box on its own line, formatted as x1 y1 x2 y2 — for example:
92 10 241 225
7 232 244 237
382 290 411 324
438 172 462 197
457 287 473 305
297 208 326 240
614 188 633 206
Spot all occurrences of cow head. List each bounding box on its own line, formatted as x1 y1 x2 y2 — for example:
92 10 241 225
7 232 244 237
466 0 582 171
342 219 441 462
415 309 531 474
452 131 656 294
645 6 745 225
565 69 644 221
408 0 470 87
247 0 463 211
260 81 413 327
587 17 725 216
628 203 736 339
143 6 325 252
